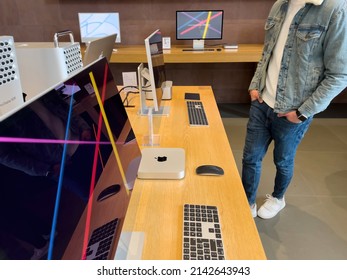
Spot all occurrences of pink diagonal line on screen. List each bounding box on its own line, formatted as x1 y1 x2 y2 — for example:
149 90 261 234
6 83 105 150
81 62 109 260
0 137 110 145
180 12 223 36
92 123 105 169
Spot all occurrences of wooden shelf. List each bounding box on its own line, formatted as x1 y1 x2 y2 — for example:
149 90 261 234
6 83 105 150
107 44 263 63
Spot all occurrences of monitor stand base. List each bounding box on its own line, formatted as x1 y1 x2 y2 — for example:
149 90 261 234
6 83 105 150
193 39 204 50
143 134 160 146
137 106 170 116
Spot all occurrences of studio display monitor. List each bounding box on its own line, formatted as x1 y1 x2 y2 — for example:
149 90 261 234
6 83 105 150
83 33 117 66
0 57 141 260
137 29 172 116
78 13 121 44
176 10 224 50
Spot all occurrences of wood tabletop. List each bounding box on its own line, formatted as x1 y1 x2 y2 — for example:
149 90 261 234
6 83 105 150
121 86 266 260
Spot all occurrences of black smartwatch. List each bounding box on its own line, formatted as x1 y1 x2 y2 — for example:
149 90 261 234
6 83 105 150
296 110 307 122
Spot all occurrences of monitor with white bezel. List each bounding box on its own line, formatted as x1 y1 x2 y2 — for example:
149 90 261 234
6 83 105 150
78 13 121 43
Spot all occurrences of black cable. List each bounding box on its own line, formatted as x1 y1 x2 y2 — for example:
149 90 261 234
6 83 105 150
118 85 138 95
118 85 139 107
122 90 139 107
119 84 152 107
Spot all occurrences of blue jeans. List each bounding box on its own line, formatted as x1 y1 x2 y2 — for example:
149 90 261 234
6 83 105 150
242 101 312 205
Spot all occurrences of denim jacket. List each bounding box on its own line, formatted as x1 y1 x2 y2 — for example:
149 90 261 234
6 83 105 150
249 0 347 117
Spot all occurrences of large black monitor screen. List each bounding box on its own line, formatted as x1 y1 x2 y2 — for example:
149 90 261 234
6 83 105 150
0 57 141 260
176 10 224 40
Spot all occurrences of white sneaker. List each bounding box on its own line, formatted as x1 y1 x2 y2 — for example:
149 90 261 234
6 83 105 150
257 194 285 219
250 203 257 218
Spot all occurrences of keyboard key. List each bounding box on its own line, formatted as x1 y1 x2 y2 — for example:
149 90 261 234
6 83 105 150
86 218 118 260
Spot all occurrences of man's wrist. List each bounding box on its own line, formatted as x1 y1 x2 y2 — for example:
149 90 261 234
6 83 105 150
296 109 307 122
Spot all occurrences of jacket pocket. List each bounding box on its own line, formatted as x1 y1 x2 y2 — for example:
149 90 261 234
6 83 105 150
296 25 325 54
297 25 324 40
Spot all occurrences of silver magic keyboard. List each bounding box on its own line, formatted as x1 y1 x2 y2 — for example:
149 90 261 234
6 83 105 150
182 204 225 260
186 101 208 126
85 218 119 260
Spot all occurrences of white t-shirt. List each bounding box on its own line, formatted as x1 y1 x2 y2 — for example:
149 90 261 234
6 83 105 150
262 0 306 108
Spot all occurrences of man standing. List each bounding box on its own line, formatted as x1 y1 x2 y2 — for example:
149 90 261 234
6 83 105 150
242 0 347 219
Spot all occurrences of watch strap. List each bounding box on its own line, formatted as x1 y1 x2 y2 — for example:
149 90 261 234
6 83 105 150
296 110 307 121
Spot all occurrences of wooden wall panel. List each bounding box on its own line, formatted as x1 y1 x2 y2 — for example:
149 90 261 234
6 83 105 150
1 0 274 44
1 0 346 103
110 62 257 104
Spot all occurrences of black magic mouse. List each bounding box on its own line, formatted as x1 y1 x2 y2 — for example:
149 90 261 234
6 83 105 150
196 165 224 176
97 184 121 202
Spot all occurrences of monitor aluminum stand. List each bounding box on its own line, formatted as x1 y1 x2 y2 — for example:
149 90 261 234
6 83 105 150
137 63 170 116
193 39 205 50
143 107 160 146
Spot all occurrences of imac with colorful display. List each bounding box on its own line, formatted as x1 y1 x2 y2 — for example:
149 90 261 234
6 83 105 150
176 10 224 50
0 57 141 260
137 29 171 117
78 13 121 44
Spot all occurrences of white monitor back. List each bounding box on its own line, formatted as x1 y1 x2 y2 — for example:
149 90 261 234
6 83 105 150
83 33 117 66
